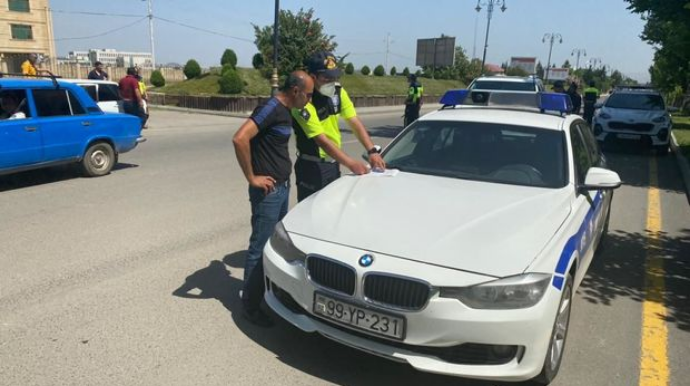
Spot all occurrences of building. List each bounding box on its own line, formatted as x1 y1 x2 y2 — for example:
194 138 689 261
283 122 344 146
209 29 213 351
510 57 538 74
0 0 56 73
88 48 153 69
64 50 90 65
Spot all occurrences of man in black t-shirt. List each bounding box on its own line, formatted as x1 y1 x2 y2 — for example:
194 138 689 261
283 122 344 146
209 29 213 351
232 70 314 327
87 61 109 80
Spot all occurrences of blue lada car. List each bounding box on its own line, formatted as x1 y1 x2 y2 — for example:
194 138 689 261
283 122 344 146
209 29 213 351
0 78 145 177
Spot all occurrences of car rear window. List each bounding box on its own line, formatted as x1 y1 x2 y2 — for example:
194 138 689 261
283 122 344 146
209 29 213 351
383 120 567 188
98 84 121 102
605 93 665 110
471 80 537 92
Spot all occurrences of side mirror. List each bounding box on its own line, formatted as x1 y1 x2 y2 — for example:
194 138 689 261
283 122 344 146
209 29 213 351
668 106 680 113
579 167 622 191
594 103 603 109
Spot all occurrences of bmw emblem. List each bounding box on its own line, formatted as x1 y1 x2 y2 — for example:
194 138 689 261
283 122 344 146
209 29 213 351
359 254 374 267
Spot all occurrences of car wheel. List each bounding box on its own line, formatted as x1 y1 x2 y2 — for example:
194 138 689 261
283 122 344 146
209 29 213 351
533 274 573 385
654 144 669 156
81 142 115 177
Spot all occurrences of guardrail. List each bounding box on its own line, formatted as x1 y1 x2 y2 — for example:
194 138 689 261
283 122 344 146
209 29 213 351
147 93 441 113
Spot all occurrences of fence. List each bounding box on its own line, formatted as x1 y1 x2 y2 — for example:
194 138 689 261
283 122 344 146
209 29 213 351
54 64 186 85
147 93 440 114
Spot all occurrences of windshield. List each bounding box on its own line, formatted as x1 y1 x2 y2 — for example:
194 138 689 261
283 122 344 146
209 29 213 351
383 120 567 188
605 93 665 110
471 80 538 92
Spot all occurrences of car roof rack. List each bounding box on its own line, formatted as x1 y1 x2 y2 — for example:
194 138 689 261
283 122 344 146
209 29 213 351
439 89 573 116
0 72 62 89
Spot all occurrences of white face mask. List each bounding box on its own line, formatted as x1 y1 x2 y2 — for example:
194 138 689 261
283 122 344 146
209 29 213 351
319 82 337 98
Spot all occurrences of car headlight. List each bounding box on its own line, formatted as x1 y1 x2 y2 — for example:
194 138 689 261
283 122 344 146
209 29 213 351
652 115 667 123
598 112 612 119
269 222 306 264
439 273 551 309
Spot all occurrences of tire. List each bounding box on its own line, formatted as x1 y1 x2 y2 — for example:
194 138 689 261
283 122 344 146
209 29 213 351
81 142 115 177
533 274 573 385
654 144 669 156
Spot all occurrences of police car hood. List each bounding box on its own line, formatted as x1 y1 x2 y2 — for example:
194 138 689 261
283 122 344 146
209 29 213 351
283 172 571 277
600 106 666 121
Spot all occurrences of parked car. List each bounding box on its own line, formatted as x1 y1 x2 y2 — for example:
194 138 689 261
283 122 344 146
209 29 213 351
468 75 544 93
60 79 124 114
263 90 621 385
592 86 674 154
0 78 145 177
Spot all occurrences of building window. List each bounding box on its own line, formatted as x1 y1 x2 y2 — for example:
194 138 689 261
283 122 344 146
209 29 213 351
8 0 30 12
10 24 33 40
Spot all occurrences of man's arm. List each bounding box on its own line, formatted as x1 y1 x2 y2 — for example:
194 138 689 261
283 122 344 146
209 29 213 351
232 119 276 194
346 116 385 170
312 134 368 175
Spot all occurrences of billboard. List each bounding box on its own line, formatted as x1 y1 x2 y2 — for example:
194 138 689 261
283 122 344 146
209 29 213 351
546 68 569 81
416 37 456 67
509 57 537 74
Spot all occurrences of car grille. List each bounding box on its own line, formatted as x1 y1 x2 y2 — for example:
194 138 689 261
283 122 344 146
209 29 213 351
307 256 356 296
608 121 654 132
363 274 430 310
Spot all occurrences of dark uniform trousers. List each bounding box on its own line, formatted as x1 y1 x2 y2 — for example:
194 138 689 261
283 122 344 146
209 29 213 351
295 157 341 202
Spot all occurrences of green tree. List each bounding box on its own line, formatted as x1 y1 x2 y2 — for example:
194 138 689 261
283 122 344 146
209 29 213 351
252 53 264 69
345 62 354 74
536 62 545 79
390 66 397 76
218 69 243 94
562 59 571 68
402 67 410 77
183 59 202 79
361 65 371 75
253 8 337 78
374 65 385 76
221 49 238 68
150 70 165 87
505 66 529 76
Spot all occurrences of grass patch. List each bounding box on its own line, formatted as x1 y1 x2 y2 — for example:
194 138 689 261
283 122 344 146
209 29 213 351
672 115 690 157
155 67 464 97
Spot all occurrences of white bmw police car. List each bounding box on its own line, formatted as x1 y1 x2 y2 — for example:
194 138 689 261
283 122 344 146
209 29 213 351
263 90 621 384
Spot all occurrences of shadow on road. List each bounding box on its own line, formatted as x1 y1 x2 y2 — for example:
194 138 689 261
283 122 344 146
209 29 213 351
0 163 138 192
604 148 684 195
173 251 531 386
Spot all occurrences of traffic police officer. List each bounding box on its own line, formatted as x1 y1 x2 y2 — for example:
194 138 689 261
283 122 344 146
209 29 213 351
404 74 424 126
291 51 386 202
583 81 600 125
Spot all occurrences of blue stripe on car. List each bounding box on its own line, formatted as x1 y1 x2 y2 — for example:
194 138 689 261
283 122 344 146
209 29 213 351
552 191 603 290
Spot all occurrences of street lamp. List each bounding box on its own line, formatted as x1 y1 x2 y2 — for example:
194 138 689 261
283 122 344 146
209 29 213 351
475 0 507 75
571 48 586 70
588 57 602 69
270 0 280 96
542 32 563 82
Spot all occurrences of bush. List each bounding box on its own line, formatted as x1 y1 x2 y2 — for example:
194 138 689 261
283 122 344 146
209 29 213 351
221 64 234 77
221 49 238 69
390 66 397 76
345 62 355 75
374 65 385 77
361 65 371 76
150 70 165 87
402 67 410 77
183 59 202 79
252 53 264 70
218 69 243 94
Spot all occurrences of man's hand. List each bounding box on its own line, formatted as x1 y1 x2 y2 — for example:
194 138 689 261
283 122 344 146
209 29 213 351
347 161 370 175
368 153 386 171
250 175 276 195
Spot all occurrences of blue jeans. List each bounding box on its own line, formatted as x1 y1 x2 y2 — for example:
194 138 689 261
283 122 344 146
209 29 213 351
242 181 289 312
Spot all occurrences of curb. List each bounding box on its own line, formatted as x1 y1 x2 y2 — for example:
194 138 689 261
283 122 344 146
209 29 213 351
670 132 690 204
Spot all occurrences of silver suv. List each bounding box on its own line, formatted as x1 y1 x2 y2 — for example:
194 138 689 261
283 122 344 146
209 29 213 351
593 87 673 154
468 75 544 93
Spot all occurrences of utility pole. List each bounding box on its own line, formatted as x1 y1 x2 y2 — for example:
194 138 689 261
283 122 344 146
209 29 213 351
384 32 391 74
271 0 280 96
146 0 156 68
571 48 586 70
542 32 562 82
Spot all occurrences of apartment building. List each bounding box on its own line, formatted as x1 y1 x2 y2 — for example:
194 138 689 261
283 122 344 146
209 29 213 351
0 0 56 73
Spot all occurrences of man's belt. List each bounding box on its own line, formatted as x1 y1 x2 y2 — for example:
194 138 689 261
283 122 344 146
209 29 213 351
297 153 337 164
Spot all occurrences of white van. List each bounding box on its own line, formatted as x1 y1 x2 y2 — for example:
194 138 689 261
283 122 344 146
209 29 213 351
61 79 124 114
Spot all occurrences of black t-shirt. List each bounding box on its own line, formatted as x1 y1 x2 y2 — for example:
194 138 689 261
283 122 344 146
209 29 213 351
87 69 108 80
249 97 293 183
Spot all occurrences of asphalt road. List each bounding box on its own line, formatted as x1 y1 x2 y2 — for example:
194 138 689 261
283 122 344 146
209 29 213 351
1 108 689 386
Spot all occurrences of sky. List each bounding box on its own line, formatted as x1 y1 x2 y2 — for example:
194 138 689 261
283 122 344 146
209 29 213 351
50 0 655 82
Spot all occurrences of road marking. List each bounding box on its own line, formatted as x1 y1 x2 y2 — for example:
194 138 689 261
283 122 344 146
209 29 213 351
639 156 669 386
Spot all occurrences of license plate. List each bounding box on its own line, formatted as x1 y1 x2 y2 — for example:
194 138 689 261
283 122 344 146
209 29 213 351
313 292 405 340
617 133 641 140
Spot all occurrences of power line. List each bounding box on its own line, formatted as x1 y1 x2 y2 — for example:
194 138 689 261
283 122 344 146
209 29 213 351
55 17 148 41
51 9 144 18
154 16 254 44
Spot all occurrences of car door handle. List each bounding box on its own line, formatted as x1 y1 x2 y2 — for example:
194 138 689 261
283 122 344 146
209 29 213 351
24 126 38 132
81 121 92 127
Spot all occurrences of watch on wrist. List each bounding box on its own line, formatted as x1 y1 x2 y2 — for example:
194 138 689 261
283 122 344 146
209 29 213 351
367 145 382 155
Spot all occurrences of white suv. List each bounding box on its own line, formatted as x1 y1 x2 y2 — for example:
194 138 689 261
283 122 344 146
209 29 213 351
592 87 673 154
468 75 544 93
60 79 124 114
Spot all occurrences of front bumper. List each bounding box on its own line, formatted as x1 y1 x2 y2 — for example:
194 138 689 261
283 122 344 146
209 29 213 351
593 118 670 146
263 235 562 382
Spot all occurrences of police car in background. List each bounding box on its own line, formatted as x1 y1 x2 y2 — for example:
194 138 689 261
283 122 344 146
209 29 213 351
263 90 621 384
468 75 545 93
592 86 676 155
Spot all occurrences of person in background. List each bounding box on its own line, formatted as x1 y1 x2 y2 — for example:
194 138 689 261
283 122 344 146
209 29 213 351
87 61 109 80
21 54 47 77
583 81 600 125
566 82 582 115
552 80 566 94
136 71 149 128
118 67 146 127
404 73 424 126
